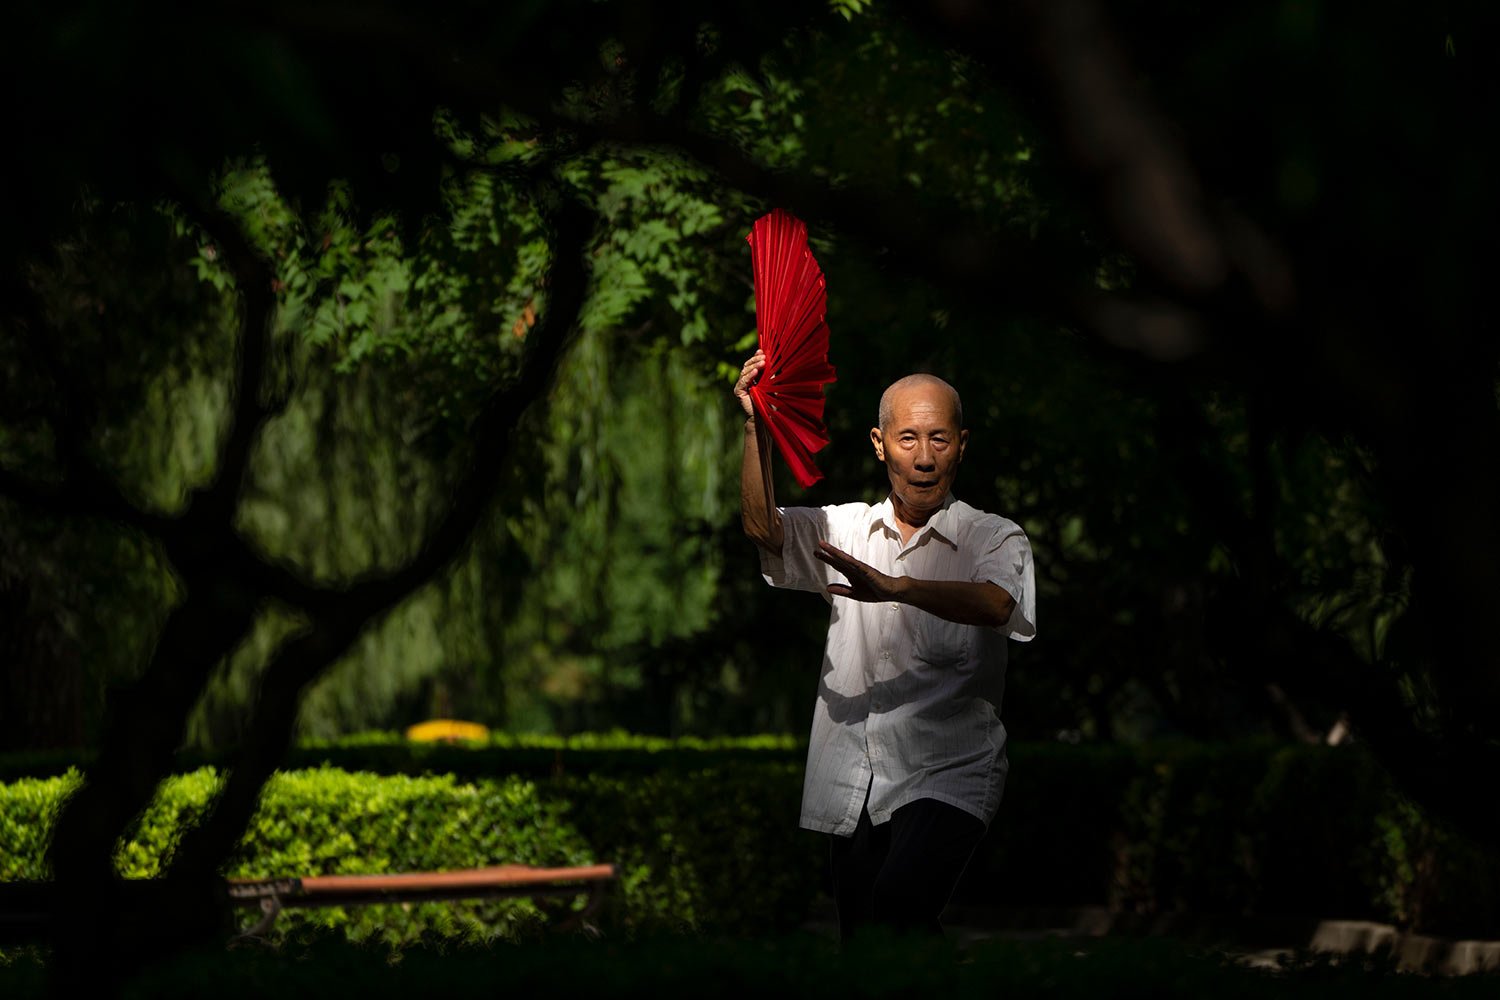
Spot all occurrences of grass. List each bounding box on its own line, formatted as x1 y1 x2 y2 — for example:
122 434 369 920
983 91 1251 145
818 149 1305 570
4 931 1498 998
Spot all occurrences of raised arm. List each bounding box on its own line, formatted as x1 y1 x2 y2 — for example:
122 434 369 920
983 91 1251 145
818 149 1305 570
736 351 783 554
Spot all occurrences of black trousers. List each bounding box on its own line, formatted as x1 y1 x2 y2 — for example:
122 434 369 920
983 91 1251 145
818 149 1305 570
829 795 986 942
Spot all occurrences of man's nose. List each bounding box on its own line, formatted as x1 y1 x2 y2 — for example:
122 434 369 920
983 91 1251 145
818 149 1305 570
914 444 937 470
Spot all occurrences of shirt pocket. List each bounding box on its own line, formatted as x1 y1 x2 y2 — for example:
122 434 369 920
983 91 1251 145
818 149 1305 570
914 611 970 667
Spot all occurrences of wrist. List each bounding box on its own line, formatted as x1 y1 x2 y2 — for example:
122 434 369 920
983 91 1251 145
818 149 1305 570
892 576 914 603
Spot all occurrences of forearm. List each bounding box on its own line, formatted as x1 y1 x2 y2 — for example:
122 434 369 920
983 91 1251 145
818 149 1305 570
895 577 1015 628
741 417 783 553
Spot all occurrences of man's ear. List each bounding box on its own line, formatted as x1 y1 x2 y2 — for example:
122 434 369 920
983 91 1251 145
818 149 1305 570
870 427 885 461
958 428 969 462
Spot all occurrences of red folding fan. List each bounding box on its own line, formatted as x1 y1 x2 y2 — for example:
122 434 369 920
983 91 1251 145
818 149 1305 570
746 209 837 488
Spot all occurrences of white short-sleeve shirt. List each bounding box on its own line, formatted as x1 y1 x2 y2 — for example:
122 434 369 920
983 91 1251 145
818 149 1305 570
759 494 1036 835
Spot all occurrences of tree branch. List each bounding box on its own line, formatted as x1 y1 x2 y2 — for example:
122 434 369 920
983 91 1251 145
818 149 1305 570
166 201 282 538
44 205 284 982
164 190 595 894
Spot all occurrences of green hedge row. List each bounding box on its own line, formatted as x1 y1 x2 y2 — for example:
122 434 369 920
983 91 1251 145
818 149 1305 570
0 762 820 945
1 770 589 945
3 740 1499 942
962 742 1500 937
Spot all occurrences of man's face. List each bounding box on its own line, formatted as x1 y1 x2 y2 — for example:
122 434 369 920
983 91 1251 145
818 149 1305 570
871 384 968 518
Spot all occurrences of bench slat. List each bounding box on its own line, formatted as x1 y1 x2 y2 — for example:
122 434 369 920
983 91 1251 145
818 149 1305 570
226 863 617 905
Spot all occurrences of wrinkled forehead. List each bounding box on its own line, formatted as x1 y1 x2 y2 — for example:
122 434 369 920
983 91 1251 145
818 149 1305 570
883 383 962 430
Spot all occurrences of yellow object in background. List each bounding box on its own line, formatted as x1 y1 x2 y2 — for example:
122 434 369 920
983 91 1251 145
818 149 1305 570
406 719 490 743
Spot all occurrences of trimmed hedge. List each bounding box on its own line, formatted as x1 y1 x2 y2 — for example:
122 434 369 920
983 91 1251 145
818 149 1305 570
552 761 820 934
4 739 1500 942
1 769 598 945
0 762 819 943
0 775 71 883
960 742 1500 938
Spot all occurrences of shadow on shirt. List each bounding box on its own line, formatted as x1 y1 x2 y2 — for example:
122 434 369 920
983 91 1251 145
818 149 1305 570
815 602 980 725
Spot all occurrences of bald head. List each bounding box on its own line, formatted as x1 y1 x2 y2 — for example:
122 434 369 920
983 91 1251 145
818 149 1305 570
878 374 964 432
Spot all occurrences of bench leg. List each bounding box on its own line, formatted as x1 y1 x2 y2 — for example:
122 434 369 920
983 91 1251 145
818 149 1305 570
232 896 284 944
554 884 607 939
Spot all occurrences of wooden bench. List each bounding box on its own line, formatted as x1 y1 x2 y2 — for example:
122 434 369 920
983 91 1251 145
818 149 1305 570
227 863 619 939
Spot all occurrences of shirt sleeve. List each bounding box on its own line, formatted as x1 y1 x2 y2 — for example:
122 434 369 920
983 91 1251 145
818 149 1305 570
973 522 1037 641
758 506 839 598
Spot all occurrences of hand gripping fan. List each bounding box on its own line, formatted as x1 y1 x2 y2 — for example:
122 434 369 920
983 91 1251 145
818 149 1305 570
746 209 837 488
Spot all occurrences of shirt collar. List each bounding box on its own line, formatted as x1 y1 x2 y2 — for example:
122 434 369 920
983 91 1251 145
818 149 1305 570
869 494 959 549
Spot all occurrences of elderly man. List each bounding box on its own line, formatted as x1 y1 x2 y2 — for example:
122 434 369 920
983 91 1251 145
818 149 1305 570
736 351 1036 940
